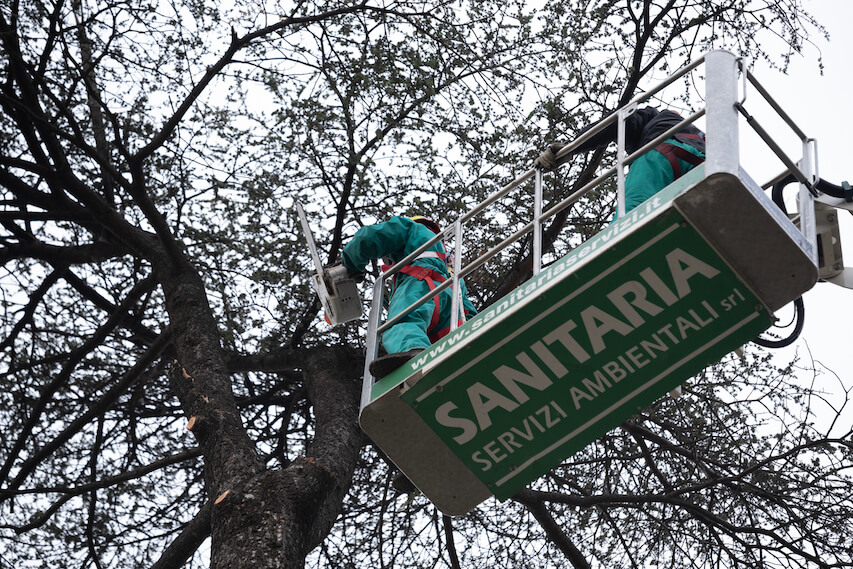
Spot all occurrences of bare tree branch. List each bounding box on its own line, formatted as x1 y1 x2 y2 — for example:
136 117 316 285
514 489 591 569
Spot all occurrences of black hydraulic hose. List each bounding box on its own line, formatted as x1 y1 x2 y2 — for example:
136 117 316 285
755 175 848 349
816 177 852 200
770 173 796 214
756 173 846 349
752 296 805 348
772 173 853 214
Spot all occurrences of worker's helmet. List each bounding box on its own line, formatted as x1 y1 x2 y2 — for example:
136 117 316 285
409 216 441 235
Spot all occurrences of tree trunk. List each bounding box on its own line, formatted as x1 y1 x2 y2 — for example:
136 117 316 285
200 347 362 568
160 249 362 568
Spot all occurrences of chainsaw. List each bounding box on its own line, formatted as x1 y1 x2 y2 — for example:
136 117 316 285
295 201 362 325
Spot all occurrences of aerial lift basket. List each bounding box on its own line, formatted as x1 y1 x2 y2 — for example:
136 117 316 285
359 51 820 516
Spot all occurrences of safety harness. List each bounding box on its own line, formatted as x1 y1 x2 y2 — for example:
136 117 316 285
654 132 706 178
383 250 471 342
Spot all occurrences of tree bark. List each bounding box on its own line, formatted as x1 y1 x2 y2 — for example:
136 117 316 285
162 250 363 569
188 346 362 569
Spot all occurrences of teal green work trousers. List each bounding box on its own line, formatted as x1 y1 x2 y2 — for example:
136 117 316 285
382 273 465 354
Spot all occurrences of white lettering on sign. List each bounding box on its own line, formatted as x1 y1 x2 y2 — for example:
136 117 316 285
434 401 478 444
471 401 569 471
467 288 746 472
433 247 724 445
469 352 555 431
467 383 519 433
568 298 722 410
465 286 745 473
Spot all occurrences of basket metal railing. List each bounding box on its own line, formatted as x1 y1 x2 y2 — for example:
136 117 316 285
360 49 819 393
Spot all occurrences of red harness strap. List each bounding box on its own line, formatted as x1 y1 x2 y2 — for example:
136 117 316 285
388 261 468 343
655 133 705 179
429 316 468 342
396 264 445 341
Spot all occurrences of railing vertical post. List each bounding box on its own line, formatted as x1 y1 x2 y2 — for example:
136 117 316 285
361 278 384 407
616 107 629 218
704 50 740 176
450 219 463 332
798 139 819 264
533 167 543 275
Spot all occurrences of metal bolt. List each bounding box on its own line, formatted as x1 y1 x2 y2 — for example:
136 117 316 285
435 385 443 393
827 214 836 222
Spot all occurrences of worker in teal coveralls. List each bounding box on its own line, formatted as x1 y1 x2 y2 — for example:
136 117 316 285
342 216 477 379
536 107 705 215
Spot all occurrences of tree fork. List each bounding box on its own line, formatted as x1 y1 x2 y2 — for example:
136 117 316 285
203 347 361 569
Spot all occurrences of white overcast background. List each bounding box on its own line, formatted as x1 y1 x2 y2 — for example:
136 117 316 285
748 0 852 434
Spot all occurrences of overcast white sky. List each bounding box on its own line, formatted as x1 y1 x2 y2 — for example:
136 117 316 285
746 0 852 430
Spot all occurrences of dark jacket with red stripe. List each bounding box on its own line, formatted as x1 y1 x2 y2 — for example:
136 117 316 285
575 107 705 156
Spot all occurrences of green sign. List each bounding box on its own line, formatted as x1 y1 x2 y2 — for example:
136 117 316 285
388 204 771 500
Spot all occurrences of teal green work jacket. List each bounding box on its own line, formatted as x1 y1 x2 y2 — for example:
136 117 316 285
342 216 477 353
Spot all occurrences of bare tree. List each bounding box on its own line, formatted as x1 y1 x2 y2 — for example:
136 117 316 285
1 1 849 568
